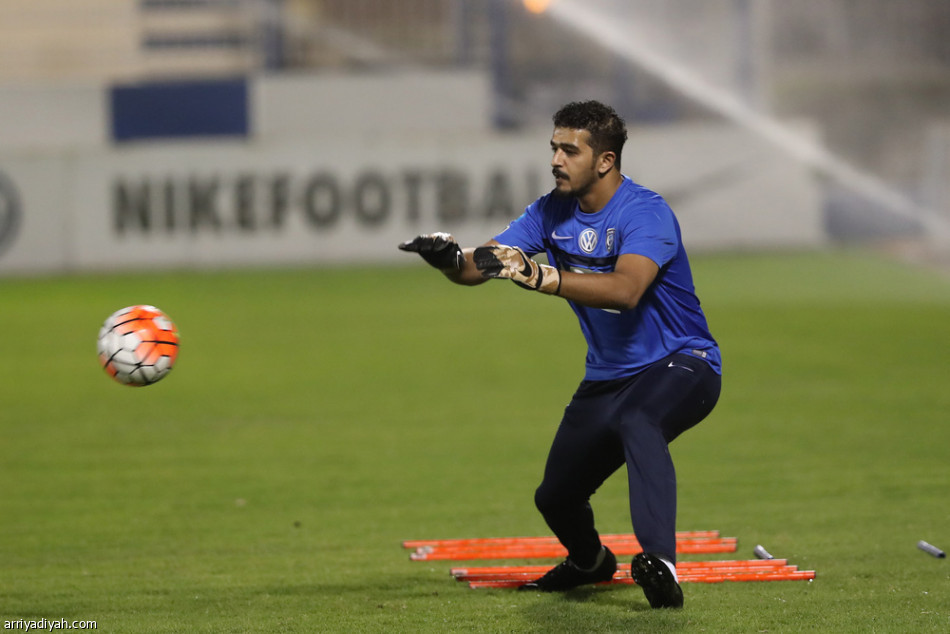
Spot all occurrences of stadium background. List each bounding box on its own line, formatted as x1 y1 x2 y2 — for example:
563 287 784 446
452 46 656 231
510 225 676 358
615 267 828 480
0 0 948 274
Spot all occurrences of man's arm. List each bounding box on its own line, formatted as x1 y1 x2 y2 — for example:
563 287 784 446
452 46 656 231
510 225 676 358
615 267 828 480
444 244 498 286
473 244 659 311
398 233 497 286
556 253 659 311
401 235 659 310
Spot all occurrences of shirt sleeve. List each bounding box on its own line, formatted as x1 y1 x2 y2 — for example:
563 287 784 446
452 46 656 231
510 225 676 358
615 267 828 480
493 199 547 256
617 195 678 268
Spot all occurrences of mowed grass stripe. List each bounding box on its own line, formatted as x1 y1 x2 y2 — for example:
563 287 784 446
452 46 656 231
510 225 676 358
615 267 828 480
1 249 948 632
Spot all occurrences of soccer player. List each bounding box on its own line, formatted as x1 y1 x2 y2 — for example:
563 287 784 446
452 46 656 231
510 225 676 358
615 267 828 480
400 100 721 609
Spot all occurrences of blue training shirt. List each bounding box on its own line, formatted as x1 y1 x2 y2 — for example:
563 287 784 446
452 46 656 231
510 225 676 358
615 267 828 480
494 176 721 381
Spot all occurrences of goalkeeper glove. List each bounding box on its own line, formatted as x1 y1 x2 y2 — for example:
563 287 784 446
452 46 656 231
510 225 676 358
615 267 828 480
473 245 561 295
398 233 464 271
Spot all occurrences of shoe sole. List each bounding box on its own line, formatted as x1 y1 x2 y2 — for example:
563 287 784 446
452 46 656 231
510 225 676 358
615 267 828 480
630 553 684 609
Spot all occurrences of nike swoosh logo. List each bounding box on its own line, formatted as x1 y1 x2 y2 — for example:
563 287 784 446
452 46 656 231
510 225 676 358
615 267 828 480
668 361 694 372
518 252 533 277
551 231 573 240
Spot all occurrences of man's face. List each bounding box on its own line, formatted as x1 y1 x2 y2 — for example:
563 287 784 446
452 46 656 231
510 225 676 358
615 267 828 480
550 127 599 198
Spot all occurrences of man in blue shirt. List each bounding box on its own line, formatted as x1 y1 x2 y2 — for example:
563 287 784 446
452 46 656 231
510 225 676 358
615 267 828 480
400 101 721 609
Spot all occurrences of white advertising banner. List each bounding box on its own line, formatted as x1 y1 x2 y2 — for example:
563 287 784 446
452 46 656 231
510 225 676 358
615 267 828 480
0 124 823 276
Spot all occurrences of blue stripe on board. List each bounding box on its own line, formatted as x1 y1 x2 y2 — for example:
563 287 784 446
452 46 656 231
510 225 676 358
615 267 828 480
110 78 249 142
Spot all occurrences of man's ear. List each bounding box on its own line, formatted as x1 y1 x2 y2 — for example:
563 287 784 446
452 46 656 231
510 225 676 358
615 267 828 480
596 151 617 176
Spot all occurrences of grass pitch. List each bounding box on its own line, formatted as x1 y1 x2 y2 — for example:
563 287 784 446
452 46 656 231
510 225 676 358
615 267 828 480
1 249 949 632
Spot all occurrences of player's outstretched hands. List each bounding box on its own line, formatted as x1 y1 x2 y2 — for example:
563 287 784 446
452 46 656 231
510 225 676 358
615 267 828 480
473 245 561 295
399 233 464 271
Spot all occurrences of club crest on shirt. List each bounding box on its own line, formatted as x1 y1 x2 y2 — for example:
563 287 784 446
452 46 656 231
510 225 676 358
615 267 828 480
605 228 616 254
579 228 597 253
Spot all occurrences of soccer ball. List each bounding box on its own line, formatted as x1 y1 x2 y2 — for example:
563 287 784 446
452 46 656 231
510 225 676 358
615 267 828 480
97 305 179 386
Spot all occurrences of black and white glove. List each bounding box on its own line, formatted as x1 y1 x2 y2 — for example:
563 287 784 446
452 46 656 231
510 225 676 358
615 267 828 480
398 233 464 271
473 245 561 295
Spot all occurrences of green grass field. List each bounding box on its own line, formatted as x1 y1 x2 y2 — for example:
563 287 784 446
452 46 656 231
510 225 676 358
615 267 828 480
2 249 949 632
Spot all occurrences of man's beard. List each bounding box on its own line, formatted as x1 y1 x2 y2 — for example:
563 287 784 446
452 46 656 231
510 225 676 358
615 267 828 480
552 175 593 199
552 165 596 198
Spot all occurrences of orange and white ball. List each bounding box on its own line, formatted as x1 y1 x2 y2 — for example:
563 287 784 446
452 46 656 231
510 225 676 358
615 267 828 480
97 305 179 386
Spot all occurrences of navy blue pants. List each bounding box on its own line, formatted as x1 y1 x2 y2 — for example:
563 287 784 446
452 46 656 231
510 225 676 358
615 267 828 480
533 352 721 566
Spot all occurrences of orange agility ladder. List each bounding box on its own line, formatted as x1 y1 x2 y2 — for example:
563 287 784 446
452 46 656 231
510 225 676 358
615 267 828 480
403 531 736 561
404 531 816 586
451 559 814 588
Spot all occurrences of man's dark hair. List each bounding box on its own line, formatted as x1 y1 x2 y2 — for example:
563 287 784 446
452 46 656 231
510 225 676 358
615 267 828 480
553 101 628 168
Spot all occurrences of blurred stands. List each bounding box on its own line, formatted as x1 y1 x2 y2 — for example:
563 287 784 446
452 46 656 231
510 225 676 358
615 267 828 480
0 0 140 82
138 0 258 78
0 0 947 231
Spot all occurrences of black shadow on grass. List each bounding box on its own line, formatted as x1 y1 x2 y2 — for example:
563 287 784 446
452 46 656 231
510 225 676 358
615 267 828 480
256 575 688 631
516 585 692 632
